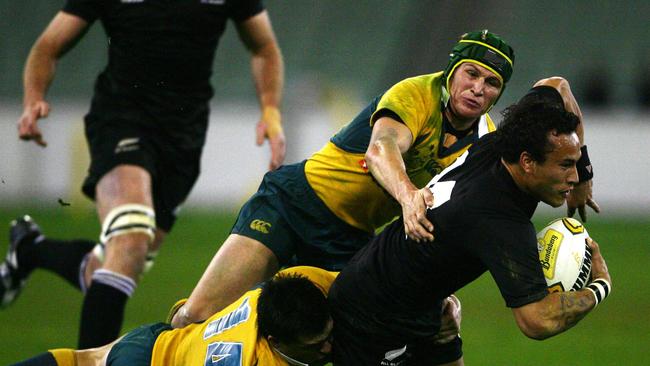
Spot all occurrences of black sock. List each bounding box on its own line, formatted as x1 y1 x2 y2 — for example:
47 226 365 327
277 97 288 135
9 352 58 366
18 238 96 290
78 279 131 348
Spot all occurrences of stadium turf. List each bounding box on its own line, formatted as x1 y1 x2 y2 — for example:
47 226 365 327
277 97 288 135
0 207 647 365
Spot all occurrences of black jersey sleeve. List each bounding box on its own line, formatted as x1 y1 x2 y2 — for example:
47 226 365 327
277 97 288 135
230 0 265 22
517 86 565 111
63 0 102 23
474 218 548 308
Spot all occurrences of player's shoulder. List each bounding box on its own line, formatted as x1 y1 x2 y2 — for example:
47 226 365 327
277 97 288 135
396 72 444 94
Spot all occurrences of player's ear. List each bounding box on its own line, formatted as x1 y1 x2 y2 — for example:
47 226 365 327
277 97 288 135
519 151 536 174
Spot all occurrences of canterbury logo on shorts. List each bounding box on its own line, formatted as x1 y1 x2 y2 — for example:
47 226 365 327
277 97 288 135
249 219 271 234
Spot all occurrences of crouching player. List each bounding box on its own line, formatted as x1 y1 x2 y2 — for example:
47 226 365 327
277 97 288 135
10 266 336 366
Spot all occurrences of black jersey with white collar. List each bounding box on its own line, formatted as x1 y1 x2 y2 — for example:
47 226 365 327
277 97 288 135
330 132 549 339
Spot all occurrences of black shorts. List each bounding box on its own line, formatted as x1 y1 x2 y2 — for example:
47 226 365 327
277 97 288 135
329 281 463 366
231 161 372 270
82 87 208 231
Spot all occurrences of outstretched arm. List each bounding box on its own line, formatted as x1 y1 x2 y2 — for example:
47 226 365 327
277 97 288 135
236 10 285 171
365 117 434 242
19 11 88 147
533 77 600 221
511 238 611 340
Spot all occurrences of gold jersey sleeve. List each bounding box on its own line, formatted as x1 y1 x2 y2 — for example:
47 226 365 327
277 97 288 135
306 73 496 233
150 267 337 366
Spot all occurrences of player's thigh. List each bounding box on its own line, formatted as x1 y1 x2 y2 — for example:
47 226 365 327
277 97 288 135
95 165 153 221
231 182 301 266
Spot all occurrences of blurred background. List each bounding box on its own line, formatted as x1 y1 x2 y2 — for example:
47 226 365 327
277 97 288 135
0 1 648 365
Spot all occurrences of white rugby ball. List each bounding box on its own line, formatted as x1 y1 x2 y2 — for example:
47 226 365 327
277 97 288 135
536 218 592 293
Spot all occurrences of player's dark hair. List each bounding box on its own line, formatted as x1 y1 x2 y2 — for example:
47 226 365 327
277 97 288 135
257 273 329 343
495 99 579 163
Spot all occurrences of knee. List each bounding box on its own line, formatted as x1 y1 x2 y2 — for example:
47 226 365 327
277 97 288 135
94 204 158 279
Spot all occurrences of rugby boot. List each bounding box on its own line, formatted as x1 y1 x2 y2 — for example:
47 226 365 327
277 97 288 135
0 215 42 308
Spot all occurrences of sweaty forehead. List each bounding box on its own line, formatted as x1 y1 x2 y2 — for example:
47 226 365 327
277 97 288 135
546 132 580 158
457 61 500 79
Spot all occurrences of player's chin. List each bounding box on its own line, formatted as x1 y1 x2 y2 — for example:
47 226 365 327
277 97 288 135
543 194 566 208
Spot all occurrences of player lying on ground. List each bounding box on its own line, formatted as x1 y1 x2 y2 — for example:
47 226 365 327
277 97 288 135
9 266 462 366
328 88 611 366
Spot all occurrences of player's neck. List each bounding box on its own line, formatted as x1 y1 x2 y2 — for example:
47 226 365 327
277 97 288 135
444 106 478 132
501 158 530 194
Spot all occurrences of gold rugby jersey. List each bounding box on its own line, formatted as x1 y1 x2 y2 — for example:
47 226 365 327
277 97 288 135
305 72 496 233
151 266 338 365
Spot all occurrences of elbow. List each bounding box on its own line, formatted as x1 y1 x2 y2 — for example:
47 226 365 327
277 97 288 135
519 325 553 341
364 142 382 170
514 313 555 340
534 76 568 89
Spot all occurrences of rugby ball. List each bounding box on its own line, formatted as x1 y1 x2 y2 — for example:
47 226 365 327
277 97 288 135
536 218 592 293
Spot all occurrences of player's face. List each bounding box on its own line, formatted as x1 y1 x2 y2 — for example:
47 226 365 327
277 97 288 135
448 62 502 121
527 132 581 207
275 318 333 365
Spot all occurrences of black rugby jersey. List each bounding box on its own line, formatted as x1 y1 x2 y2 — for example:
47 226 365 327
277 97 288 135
63 0 263 99
330 130 549 339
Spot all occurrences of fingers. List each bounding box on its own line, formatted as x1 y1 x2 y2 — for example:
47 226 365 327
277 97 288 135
405 219 434 242
18 102 50 147
587 198 601 213
579 205 587 222
268 136 286 171
422 187 435 208
255 121 265 146
567 205 576 218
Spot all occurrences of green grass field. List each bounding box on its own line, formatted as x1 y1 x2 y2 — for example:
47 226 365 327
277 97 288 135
0 206 648 365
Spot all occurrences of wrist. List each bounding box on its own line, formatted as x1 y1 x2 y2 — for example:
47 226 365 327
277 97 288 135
262 106 282 138
576 145 593 182
585 278 611 307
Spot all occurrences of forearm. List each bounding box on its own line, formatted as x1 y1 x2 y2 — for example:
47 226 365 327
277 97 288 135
23 43 58 106
517 290 596 340
251 42 284 109
534 77 584 145
366 135 417 204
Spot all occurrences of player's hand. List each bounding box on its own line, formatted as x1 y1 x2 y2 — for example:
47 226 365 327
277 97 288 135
18 100 50 147
567 180 600 222
255 106 285 171
586 238 611 286
170 303 193 328
401 187 434 242
433 294 462 344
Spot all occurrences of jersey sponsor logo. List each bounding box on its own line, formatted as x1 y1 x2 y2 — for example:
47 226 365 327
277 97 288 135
114 138 140 154
249 219 271 234
201 0 225 5
204 297 251 339
538 229 562 279
204 342 243 366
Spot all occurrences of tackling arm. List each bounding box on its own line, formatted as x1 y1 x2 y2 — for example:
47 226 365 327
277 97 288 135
365 117 434 242
19 11 88 147
236 10 286 171
533 76 600 220
511 237 611 340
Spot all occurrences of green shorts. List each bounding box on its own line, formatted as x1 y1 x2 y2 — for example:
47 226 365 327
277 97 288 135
231 161 372 270
106 323 172 366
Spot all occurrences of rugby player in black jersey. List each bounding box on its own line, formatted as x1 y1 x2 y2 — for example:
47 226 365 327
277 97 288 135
329 84 611 366
7 0 284 348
